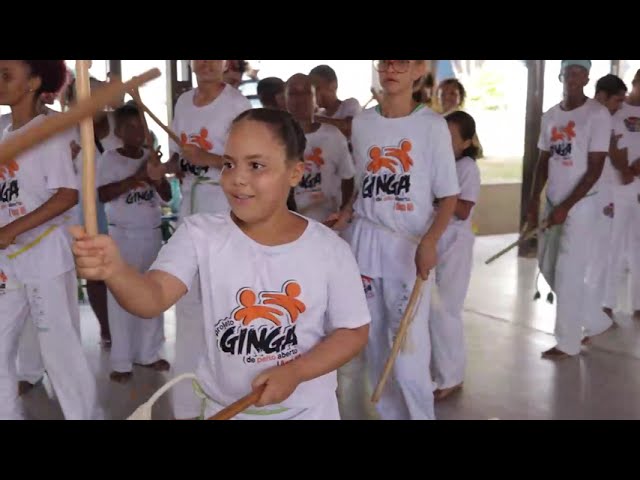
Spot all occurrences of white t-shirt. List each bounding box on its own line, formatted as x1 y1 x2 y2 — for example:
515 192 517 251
537 98 611 206
97 148 162 229
0 115 78 284
98 113 123 153
351 106 460 238
613 102 640 200
0 114 11 138
294 124 355 222
348 105 460 278
332 97 362 120
150 213 371 416
450 156 481 229
170 85 252 217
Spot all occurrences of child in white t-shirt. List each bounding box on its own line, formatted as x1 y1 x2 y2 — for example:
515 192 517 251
0 59 102 420
97 103 172 383
285 74 355 223
430 110 481 401
340 60 460 420
309 64 362 143
156 60 252 419
71 108 371 419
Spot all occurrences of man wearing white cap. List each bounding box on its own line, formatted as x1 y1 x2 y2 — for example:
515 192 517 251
527 60 613 358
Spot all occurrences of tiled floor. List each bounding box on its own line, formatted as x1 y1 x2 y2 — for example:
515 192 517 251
22 234 640 420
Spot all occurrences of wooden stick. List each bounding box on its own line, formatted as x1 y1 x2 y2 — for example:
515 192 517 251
129 87 161 166
0 68 161 167
484 220 549 265
133 96 181 145
206 385 266 420
76 60 98 236
371 276 425 404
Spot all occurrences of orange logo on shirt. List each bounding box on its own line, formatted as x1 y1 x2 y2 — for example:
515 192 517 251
366 139 413 174
0 271 7 283
231 281 306 327
180 127 214 151
305 147 325 169
0 160 19 181
550 121 575 159
551 121 576 142
217 281 306 366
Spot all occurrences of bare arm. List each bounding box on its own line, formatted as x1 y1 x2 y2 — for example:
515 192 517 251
70 226 186 318
251 322 369 407
163 152 181 175
421 195 457 245
288 325 368 380
98 176 140 203
5 188 78 238
558 152 606 212
414 195 457 280
107 268 185 319
151 176 172 202
340 177 355 210
454 199 475 221
530 151 550 207
608 134 629 172
526 150 550 228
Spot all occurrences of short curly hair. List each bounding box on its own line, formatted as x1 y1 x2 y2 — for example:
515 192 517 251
23 60 67 95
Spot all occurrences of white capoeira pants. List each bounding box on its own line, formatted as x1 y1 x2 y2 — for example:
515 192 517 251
17 289 81 385
429 226 473 390
107 226 165 373
0 269 101 419
603 188 640 312
539 194 612 355
365 275 435 420
347 216 435 420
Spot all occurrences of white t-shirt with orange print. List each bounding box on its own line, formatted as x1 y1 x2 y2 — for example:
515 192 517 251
170 85 252 219
0 115 78 285
294 124 355 222
348 106 460 278
150 213 371 419
537 98 611 206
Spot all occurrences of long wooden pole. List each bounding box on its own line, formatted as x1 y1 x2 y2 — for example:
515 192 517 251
0 69 161 167
75 60 98 236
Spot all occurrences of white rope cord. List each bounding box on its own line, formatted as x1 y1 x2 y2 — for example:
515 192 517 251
127 373 199 420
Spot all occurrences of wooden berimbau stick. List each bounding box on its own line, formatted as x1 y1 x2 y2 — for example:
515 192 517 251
0 68 161 168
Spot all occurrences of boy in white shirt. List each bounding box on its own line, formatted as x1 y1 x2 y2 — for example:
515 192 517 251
603 69 640 321
528 60 613 358
97 103 172 382
285 74 355 223
587 74 627 328
309 64 362 142
71 108 370 419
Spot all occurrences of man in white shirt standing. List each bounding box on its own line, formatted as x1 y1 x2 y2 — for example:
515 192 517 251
528 60 613 359
603 69 640 321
